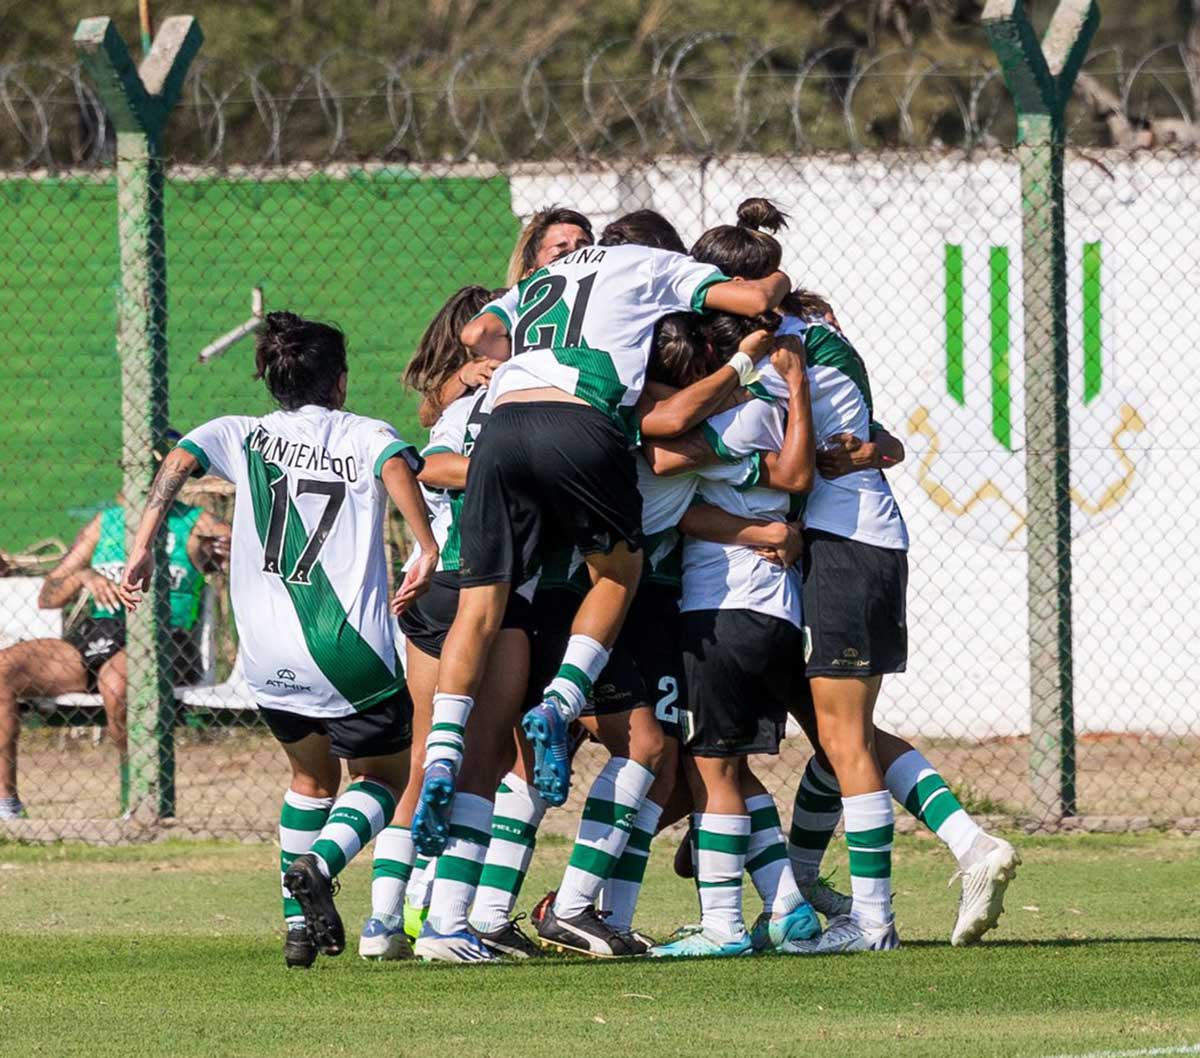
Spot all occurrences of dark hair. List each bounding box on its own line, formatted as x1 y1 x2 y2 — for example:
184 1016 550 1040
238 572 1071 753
254 312 347 411
647 314 712 389
509 206 594 281
403 285 497 404
699 309 781 358
692 196 830 319
599 210 687 254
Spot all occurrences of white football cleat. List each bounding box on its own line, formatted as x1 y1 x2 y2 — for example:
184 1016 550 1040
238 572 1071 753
358 917 412 960
950 835 1021 946
413 926 497 963
782 914 900 954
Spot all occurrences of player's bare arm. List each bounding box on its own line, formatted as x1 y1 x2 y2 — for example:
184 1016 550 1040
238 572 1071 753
38 514 106 609
381 454 439 615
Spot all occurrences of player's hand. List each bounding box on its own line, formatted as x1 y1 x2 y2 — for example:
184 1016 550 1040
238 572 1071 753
81 568 124 611
738 329 775 363
194 534 230 573
770 336 808 391
116 548 154 612
752 522 804 568
817 433 879 478
459 358 502 390
391 546 438 615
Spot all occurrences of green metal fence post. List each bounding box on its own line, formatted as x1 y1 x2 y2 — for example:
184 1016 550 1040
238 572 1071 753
983 0 1098 825
74 15 202 823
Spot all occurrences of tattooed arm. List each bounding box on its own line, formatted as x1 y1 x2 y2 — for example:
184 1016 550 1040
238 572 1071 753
39 515 103 609
118 448 200 611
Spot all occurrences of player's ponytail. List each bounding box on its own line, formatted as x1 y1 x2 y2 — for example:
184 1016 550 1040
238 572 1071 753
736 197 789 234
403 285 497 406
647 313 717 388
254 311 348 411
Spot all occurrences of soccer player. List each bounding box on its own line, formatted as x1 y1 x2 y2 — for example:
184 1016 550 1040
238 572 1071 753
118 311 438 968
0 435 228 820
692 198 1019 951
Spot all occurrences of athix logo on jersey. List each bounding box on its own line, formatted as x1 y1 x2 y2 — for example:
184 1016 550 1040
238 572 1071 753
266 668 311 692
907 241 1148 551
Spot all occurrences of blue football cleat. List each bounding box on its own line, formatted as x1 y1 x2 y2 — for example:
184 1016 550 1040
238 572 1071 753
413 925 497 963
750 901 822 952
358 916 412 960
650 927 753 958
522 702 572 806
412 760 456 856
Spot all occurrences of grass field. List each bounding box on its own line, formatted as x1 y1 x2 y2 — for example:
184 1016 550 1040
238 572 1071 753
0 172 518 551
2 832 1198 1058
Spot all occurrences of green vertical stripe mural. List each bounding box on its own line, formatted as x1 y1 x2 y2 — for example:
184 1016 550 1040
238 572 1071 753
944 244 965 405
989 246 1012 450
1083 241 1103 404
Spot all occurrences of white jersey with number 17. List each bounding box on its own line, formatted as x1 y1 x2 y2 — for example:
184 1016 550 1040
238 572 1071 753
480 243 726 427
179 405 422 719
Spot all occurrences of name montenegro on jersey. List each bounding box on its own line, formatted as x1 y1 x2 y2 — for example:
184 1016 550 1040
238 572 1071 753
479 244 726 427
179 407 421 718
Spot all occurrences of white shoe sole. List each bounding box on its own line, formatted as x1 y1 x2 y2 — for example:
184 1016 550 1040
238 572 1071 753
413 936 495 963
951 840 1021 947
359 933 411 960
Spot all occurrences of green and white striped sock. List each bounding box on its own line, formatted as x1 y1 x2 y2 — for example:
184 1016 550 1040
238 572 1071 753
788 756 843 884
885 749 983 868
279 789 333 925
696 811 750 940
543 634 609 722
746 794 803 916
469 774 547 934
554 757 655 917
427 792 493 935
309 780 398 880
597 796 662 932
843 790 894 928
425 693 473 769
370 825 415 929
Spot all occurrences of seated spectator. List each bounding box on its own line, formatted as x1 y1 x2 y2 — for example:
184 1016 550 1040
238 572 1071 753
0 437 229 820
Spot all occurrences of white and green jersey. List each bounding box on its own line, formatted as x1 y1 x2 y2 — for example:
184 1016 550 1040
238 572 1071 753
758 314 908 551
680 399 802 628
178 405 421 719
418 390 489 572
480 244 726 428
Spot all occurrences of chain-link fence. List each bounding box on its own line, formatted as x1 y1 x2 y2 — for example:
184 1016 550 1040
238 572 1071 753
2 35 1199 841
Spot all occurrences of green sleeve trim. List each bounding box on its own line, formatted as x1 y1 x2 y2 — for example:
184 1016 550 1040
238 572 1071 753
734 451 764 491
176 439 210 475
700 421 739 464
374 441 424 479
690 270 730 312
480 304 512 331
746 380 777 403
420 444 455 458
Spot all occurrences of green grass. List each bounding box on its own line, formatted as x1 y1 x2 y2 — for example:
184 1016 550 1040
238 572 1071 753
2 832 1198 1057
0 172 519 551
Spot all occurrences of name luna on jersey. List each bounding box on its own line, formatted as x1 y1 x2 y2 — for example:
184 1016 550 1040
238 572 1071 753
248 425 360 482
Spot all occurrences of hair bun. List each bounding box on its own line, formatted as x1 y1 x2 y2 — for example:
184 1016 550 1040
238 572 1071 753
736 197 789 234
265 310 304 338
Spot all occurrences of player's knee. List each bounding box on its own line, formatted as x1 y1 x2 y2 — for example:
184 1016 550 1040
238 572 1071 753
818 724 873 770
629 714 666 774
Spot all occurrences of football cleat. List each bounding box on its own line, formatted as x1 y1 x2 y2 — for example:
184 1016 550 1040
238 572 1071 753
413 926 497 963
412 760 457 857
469 914 544 959
614 928 657 956
533 895 639 958
950 836 1021 947
782 914 899 954
282 854 345 956
650 927 753 958
403 901 429 942
750 902 822 952
283 923 317 968
798 874 854 920
522 702 572 806
0 797 26 821
358 917 412 960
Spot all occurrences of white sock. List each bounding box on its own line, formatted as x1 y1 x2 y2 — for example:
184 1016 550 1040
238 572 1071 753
469 774 548 933
885 749 983 868
746 793 803 916
543 634 609 722
279 790 334 926
788 756 843 884
309 780 397 879
370 825 415 928
597 796 663 931
426 792 493 935
695 811 750 941
555 757 655 917
406 856 435 911
843 790 894 929
425 693 473 768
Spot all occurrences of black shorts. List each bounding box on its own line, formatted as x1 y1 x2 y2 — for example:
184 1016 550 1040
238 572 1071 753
620 582 686 739
802 529 908 678
523 587 646 719
400 571 533 660
457 402 644 589
681 609 801 758
260 688 414 760
63 617 203 693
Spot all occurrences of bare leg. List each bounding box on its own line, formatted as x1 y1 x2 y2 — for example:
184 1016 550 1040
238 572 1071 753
0 639 89 801
436 584 510 699
394 642 439 827
573 542 643 648
96 651 127 754
455 629 530 798
809 675 884 797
